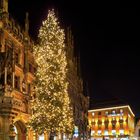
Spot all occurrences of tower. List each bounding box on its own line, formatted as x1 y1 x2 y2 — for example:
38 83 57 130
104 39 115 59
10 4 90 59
65 27 89 139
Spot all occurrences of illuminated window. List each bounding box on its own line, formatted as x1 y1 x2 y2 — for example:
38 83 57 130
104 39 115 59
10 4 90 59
120 116 123 120
112 119 116 129
105 111 108 115
91 130 95 136
119 129 124 135
120 109 123 113
92 112 95 116
112 110 116 114
98 120 102 129
7 74 12 86
120 109 123 115
105 120 108 129
22 81 26 94
39 134 44 140
28 84 31 94
104 130 108 136
14 125 18 140
112 130 116 135
15 76 20 91
98 130 102 136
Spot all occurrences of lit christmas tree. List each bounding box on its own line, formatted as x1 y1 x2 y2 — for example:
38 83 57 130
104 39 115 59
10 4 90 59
29 9 74 135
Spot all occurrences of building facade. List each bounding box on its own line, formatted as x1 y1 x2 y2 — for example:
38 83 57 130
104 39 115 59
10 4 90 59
88 105 135 140
0 0 37 139
135 118 140 140
65 27 89 140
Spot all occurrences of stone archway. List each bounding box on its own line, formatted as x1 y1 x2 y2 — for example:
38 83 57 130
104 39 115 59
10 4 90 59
14 121 27 140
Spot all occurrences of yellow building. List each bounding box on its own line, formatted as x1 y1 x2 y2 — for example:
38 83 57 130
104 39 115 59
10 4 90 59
88 103 135 140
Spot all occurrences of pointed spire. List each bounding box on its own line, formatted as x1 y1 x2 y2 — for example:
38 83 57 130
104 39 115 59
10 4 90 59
25 12 29 34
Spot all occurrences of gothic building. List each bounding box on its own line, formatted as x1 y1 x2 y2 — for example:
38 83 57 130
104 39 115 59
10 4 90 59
0 0 89 139
65 27 89 139
0 0 36 139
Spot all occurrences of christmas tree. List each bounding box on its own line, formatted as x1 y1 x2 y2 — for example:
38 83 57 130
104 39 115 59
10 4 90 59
29 9 74 134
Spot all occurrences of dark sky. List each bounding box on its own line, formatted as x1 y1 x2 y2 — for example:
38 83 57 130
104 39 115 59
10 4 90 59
9 0 140 116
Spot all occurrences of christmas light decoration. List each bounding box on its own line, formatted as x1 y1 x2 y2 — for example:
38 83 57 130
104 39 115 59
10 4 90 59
29 9 74 134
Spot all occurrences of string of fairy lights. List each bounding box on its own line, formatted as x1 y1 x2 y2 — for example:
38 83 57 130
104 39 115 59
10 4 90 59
29 9 74 134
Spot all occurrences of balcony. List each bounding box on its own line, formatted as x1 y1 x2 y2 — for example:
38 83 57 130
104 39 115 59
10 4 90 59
0 95 29 115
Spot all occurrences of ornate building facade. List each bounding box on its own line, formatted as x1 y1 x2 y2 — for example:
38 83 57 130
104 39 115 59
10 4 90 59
88 104 135 140
0 0 89 140
0 0 36 139
65 27 89 139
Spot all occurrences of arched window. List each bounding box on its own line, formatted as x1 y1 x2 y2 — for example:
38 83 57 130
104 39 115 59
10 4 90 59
14 125 18 140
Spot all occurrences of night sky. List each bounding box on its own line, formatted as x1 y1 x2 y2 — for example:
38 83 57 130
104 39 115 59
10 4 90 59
9 0 140 116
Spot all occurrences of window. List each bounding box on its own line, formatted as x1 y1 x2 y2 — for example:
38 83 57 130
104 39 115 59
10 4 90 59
39 134 44 140
120 109 123 115
91 130 95 136
98 120 102 129
15 52 19 64
112 110 116 114
120 116 123 120
97 130 102 136
120 129 124 135
98 112 101 115
120 109 123 113
15 49 21 66
22 80 26 94
14 125 18 140
119 119 123 129
105 120 108 129
112 119 116 129
105 111 108 116
28 84 31 94
0 74 4 85
28 63 35 74
112 130 116 135
7 74 12 86
29 64 32 73
92 112 95 116
104 130 108 136
15 76 20 91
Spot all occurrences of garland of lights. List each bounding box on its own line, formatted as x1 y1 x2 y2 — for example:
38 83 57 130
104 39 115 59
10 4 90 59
29 9 74 134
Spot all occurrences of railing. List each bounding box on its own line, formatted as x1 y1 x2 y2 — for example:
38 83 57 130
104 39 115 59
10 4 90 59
0 96 27 113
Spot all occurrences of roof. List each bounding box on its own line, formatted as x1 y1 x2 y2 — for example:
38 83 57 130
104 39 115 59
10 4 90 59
89 97 135 116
